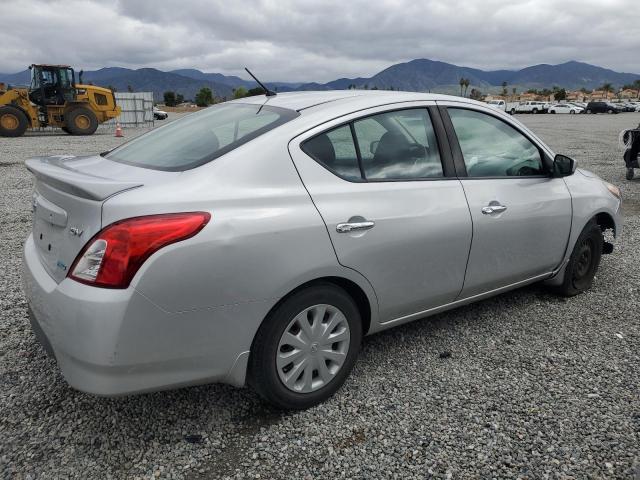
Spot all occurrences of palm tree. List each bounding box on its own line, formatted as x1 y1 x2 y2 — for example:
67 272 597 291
600 83 613 99
459 77 465 97
463 78 470 97
501 81 508 97
634 79 640 100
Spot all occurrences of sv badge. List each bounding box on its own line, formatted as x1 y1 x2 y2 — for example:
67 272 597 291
69 227 84 237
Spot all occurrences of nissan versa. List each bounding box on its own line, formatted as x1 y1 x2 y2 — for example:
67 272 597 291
23 91 622 409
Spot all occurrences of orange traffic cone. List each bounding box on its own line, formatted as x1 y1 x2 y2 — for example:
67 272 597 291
115 123 124 137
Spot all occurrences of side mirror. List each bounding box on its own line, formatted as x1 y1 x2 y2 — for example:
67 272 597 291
553 154 577 177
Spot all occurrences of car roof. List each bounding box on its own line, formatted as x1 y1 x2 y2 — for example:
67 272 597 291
228 90 468 113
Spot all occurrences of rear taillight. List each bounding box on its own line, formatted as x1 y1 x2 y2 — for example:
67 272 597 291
68 212 211 289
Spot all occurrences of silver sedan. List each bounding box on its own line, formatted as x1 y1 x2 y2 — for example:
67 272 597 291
23 91 622 409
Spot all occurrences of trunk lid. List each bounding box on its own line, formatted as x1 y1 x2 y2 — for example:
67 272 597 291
26 155 171 283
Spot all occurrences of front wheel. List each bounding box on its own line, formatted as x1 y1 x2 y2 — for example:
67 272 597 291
556 220 603 297
510 108 516 115
249 283 362 410
0 105 28 137
532 108 538 114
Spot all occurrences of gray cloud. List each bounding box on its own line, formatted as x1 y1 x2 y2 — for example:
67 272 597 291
1 0 639 81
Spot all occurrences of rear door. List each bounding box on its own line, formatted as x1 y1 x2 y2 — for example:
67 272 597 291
437 102 572 298
289 103 472 323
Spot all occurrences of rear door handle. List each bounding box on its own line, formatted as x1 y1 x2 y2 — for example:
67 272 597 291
482 204 507 215
336 221 375 233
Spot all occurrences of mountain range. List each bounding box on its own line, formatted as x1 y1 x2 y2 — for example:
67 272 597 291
1 59 639 101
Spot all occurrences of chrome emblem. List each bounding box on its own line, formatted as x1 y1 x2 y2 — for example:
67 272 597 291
69 227 83 237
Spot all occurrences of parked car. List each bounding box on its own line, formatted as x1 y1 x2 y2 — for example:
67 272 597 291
585 101 620 114
153 107 168 120
486 100 519 113
23 91 622 410
515 101 547 114
548 104 583 114
620 103 637 112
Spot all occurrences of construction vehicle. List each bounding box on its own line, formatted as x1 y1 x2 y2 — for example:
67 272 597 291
0 64 121 137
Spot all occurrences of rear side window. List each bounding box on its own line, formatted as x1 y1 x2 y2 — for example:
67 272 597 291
106 104 299 171
301 108 444 181
448 108 545 177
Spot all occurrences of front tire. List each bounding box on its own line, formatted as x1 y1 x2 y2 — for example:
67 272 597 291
249 283 362 410
0 105 28 137
557 220 603 297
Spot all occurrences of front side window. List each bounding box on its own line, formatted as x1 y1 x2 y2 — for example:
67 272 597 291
106 104 298 171
448 108 545 177
302 108 443 181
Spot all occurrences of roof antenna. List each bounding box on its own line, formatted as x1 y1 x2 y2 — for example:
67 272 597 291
245 67 277 97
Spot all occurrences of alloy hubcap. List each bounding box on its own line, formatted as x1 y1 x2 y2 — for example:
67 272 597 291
277 304 350 393
1 113 18 130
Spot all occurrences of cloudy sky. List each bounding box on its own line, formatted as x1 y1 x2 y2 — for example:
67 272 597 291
1 0 639 81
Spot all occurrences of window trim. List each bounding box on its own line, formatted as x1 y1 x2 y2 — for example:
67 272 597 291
439 106 553 179
300 106 452 183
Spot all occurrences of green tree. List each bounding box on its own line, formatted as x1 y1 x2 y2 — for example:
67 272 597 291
459 77 465 97
195 87 214 107
176 93 184 105
163 91 176 107
553 88 567 101
634 79 640 99
233 87 248 99
463 78 470 97
470 88 483 100
248 87 266 96
600 83 613 99
501 81 508 97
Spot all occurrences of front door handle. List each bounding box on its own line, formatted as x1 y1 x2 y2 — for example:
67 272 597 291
482 204 507 215
336 221 375 233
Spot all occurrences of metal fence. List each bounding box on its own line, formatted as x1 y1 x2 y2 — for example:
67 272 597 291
107 92 154 128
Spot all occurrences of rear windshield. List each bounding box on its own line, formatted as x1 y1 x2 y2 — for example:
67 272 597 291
106 103 299 171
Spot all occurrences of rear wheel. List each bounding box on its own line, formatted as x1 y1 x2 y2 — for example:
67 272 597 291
586 109 592 114
532 108 538 114
510 108 516 115
607 109 614 114
65 107 98 135
249 283 362 410
556 220 603 297
0 106 28 137
627 168 635 180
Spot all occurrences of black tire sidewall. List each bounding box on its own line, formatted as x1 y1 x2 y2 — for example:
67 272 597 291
0 106 28 137
560 221 603 296
66 107 98 135
250 283 362 410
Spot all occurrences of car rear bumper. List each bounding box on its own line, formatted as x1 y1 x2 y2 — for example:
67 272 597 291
22 233 257 395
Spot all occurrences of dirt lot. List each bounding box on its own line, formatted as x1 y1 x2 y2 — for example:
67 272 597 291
1 112 639 479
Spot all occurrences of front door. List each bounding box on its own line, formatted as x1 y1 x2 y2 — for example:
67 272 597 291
439 104 572 298
289 104 472 322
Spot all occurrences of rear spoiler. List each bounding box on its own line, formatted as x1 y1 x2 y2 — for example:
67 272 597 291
25 156 142 201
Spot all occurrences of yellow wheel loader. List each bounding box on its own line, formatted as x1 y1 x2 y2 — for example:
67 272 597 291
0 64 121 137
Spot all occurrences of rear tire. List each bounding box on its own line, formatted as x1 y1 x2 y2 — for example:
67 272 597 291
556 220 603 297
65 107 98 135
510 108 516 115
532 108 538 114
0 105 28 137
586 109 592 114
627 168 635 180
249 283 362 410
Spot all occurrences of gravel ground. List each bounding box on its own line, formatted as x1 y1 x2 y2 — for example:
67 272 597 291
1 112 639 480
